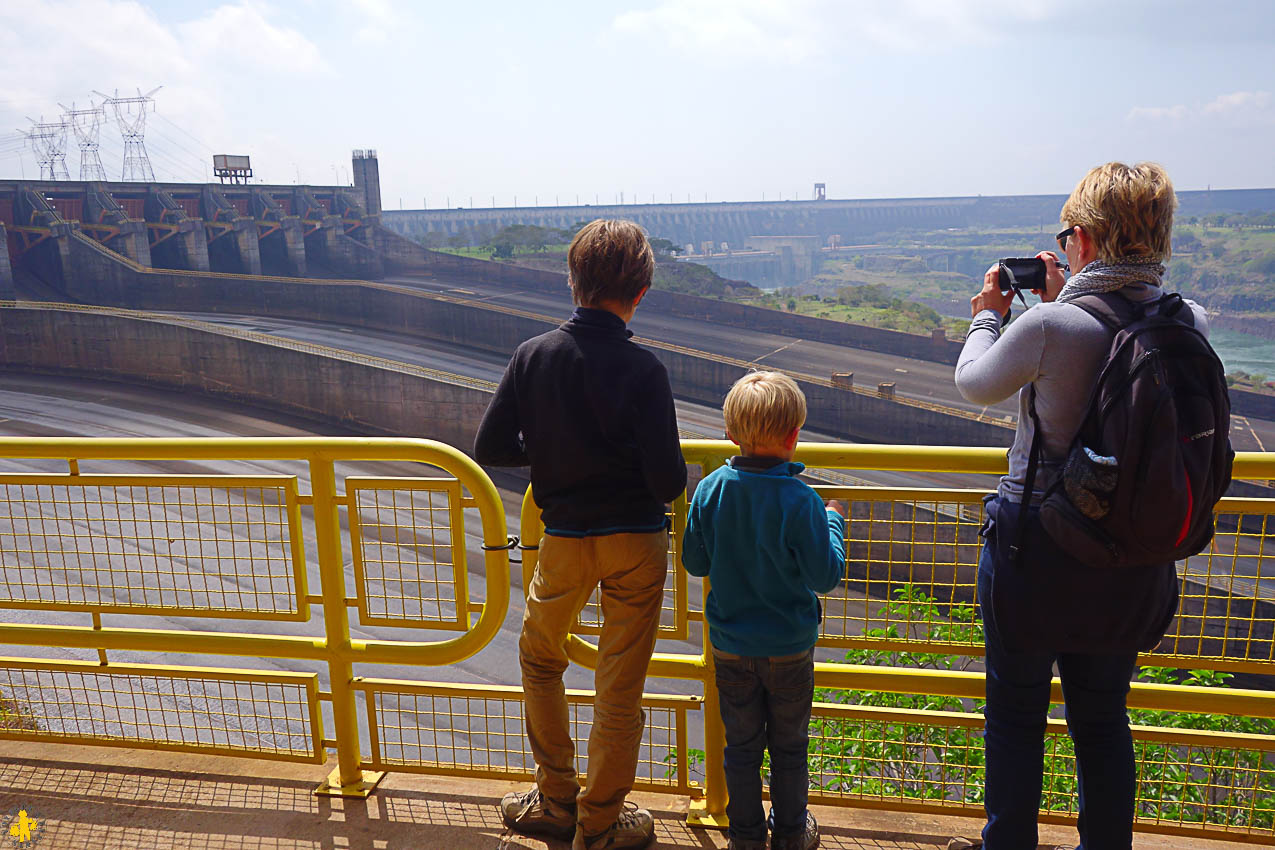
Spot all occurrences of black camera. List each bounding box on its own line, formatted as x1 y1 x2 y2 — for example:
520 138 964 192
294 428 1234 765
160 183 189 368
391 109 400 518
997 257 1049 294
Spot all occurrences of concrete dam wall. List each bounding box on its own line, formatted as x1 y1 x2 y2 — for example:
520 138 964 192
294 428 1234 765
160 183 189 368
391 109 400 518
0 305 492 447
8 246 1013 447
382 187 1275 248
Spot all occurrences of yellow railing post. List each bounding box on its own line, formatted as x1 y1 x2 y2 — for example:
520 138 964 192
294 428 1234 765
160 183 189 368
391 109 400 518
311 456 384 797
687 453 729 829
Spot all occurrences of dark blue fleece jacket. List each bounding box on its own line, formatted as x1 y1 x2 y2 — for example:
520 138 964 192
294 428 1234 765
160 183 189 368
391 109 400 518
681 457 845 656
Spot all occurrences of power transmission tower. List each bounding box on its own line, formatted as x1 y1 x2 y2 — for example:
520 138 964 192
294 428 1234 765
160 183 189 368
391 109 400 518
22 117 70 180
95 86 162 181
61 101 108 181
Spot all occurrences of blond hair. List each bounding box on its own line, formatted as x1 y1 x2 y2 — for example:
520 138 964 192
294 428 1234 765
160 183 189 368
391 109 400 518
723 371 806 450
1060 162 1177 262
567 219 655 306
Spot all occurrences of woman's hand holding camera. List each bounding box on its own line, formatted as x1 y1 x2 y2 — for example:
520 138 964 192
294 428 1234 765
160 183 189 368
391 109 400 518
971 264 1016 318
972 252 1069 317
1034 251 1067 302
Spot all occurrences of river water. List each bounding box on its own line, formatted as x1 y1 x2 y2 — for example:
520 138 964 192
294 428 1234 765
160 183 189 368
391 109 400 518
1210 329 1275 377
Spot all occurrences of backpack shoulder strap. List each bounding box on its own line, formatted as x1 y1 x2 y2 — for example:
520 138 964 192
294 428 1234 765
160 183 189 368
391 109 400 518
1009 384 1042 566
1071 289 1194 329
1067 291 1141 331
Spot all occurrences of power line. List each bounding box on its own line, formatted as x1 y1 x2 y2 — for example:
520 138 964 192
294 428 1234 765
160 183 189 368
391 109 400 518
152 113 217 154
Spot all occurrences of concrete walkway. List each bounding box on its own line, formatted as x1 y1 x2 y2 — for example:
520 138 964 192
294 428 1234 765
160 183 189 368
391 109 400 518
0 742 1257 850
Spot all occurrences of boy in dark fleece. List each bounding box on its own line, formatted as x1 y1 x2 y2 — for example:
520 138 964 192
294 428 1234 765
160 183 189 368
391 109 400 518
681 371 846 850
475 219 686 850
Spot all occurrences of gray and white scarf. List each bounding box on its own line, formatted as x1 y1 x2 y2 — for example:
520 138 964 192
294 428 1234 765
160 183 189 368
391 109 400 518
1056 255 1164 303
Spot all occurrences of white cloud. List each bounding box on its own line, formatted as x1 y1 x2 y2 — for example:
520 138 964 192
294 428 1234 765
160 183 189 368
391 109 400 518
350 0 394 45
613 0 1053 61
614 0 820 63
0 0 328 182
1128 91 1272 124
178 2 326 74
1203 90 1272 114
1127 104 1189 121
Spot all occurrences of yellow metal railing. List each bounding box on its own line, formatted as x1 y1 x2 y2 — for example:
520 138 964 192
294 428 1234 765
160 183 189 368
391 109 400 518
0 437 515 797
522 442 1275 843
0 437 1273 843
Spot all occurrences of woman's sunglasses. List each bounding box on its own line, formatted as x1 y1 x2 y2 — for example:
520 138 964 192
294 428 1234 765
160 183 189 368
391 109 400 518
1056 225 1076 251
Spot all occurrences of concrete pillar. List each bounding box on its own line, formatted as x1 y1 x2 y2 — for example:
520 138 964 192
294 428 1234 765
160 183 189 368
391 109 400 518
85 185 151 267
232 219 263 276
173 219 212 272
145 188 211 273
111 220 153 267
280 218 307 276
832 372 854 390
351 150 382 215
0 223 14 300
203 187 262 275
252 189 307 277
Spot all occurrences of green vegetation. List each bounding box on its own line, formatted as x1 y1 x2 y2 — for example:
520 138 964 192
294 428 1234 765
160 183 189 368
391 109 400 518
417 215 1275 335
737 284 968 337
1168 221 1275 313
813 586 1275 826
419 224 752 298
1226 370 1274 393
665 585 1275 828
811 585 986 799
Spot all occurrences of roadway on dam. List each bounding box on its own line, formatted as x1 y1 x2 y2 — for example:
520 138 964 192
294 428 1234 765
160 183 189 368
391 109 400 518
379 271 1275 454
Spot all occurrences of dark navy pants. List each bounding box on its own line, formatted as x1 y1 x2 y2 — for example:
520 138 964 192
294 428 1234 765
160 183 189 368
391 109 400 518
978 542 1138 850
712 646 814 848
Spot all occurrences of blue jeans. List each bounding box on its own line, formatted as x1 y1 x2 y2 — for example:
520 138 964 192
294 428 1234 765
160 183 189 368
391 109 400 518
712 645 814 847
979 543 1138 850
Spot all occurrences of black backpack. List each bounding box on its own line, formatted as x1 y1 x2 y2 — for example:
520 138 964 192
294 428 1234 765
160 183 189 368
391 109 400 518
1013 291 1234 569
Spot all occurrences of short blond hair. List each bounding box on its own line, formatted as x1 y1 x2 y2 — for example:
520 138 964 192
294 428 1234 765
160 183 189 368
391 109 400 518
567 219 655 306
1060 162 1177 263
723 371 806 450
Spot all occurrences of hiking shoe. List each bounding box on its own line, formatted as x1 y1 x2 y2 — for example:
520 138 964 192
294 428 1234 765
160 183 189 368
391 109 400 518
726 837 768 850
572 802 655 849
500 785 577 842
946 840 982 850
771 811 819 850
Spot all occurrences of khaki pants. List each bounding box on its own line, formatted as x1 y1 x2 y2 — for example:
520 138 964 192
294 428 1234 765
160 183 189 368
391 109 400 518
519 530 668 835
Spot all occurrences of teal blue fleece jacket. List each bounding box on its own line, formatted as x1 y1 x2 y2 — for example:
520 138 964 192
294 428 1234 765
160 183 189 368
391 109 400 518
681 457 846 656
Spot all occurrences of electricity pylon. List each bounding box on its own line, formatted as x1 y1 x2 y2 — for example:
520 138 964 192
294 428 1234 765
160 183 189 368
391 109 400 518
61 101 108 181
95 87 162 181
21 117 70 180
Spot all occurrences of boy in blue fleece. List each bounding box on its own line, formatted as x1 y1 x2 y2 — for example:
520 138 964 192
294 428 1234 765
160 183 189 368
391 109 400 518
681 371 846 850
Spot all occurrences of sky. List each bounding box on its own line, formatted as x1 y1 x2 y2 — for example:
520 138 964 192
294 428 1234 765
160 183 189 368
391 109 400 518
1 0 1273 207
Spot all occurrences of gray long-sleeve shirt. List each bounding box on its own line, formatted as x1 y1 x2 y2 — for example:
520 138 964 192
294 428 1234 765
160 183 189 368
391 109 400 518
954 282 1208 503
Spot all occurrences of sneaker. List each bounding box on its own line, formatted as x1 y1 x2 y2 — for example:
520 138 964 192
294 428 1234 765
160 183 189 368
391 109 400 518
726 837 768 850
771 811 819 850
500 785 577 842
572 802 655 849
946 840 982 850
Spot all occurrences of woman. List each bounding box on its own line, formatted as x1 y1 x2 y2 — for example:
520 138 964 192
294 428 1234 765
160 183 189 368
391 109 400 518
949 162 1208 850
